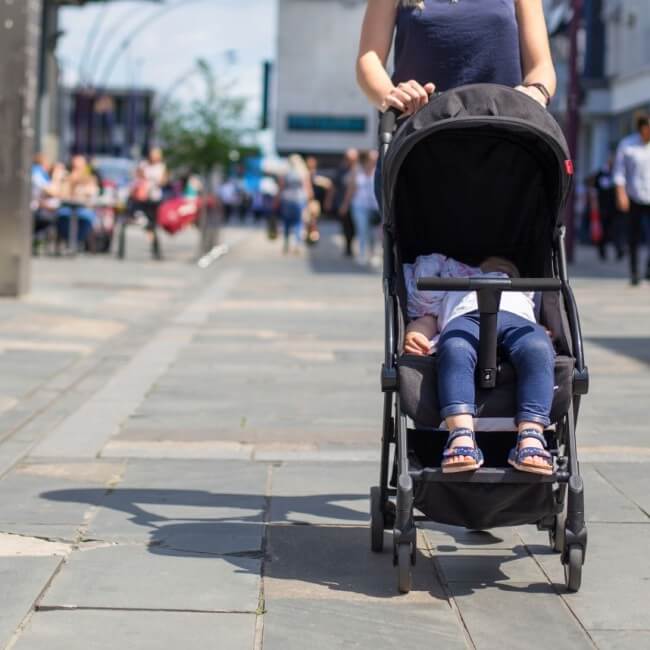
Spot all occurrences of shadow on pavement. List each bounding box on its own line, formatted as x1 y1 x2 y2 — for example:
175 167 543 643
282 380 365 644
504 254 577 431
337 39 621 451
307 221 379 275
41 487 559 597
586 336 650 365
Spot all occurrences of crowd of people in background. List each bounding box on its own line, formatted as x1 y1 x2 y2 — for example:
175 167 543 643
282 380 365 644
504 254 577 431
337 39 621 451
30 111 649 278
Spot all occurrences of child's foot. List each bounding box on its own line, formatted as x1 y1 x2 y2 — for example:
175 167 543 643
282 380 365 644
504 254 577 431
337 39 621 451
441 428 484 473
508 429 553 475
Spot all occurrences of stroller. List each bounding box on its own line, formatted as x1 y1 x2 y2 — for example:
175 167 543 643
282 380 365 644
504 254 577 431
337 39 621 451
370 84 589 594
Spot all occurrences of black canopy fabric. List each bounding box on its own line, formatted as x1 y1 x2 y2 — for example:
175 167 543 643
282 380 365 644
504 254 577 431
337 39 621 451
382 84 573 275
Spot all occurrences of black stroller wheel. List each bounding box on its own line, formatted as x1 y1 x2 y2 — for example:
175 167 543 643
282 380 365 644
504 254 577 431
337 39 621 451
564 545 583 592
370 487 384 553
397 544 412 594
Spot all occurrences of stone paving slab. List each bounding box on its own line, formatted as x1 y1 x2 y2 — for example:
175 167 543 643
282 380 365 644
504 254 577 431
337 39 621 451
266 524 445 602
0 470 109 540
589 631 650 650
581 464 647 523
13 610 256 650
40 546 260 612
269 462 375 525
450 584 594 650
263 599 468 650
435 548 548 584
0 556 62 647
85 459 266 545
592 463 650 516
518 522 650 631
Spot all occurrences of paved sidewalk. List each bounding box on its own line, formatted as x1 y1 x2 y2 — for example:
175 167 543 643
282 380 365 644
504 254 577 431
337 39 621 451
0 223 648 649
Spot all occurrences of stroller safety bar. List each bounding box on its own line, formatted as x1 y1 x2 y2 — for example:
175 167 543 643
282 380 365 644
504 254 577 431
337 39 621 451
416 277 562 291
416 276 562 389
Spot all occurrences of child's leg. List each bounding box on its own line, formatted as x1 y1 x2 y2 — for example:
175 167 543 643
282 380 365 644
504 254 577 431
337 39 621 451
499 312 555 469
437 313 481 468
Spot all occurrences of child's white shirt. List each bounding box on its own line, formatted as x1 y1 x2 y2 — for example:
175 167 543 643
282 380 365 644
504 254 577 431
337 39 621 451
403 253 535 351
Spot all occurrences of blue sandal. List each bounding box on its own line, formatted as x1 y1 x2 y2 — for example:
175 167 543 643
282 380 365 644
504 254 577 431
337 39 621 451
441 428 484 474
508 429 553 476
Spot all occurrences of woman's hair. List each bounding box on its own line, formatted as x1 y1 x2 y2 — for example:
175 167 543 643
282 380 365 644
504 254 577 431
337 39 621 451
480 256 521 278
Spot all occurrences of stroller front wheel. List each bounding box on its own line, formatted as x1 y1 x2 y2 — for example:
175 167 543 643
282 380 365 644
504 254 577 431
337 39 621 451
397 543 413 594
564 545 583 592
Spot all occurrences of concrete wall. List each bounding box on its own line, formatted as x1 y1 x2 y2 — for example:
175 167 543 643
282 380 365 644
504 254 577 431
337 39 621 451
275 0 377 156
0 0 42 296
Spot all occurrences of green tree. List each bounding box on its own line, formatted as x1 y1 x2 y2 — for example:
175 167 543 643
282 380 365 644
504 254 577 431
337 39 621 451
158 59 253 175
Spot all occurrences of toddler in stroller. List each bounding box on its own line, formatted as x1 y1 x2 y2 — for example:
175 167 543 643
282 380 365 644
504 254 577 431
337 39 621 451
403 253 555 475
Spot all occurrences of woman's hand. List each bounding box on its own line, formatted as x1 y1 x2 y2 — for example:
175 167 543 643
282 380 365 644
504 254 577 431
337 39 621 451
404 331 432 356
382 81 436 116
514 84 547 108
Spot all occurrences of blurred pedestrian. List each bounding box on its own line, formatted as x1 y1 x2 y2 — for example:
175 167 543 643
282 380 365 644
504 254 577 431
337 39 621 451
340 150 380 265
57 155 100 250
588 153 624 261
141 147 167 259
331 149 358 257
614 112 650 285
31 153 63 250
357 0 556 207
219 177 241 223
279 154 312 254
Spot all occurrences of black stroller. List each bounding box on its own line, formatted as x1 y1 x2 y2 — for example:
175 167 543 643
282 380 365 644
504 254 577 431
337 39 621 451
370 84 589 593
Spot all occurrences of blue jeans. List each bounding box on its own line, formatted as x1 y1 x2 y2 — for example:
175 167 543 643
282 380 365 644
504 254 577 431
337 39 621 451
351 205 372 259
281 201 304 246
437 311 555 426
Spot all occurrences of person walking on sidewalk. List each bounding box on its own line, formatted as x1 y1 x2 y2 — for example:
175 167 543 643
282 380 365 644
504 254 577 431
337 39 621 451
589 152 625 262
279 154 313 255
330 149 359 257
140 147 168 260
613 112 650 285
340 150 380 265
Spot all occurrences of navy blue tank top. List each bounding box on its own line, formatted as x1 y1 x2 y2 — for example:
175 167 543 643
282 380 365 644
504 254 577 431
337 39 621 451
393 0 522 91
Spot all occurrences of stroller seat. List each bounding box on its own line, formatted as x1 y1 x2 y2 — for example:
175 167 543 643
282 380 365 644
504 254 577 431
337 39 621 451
398 353 574 428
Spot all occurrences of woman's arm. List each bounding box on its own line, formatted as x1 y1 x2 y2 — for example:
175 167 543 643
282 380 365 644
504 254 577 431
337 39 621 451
357 0 434 113
515 0 557 105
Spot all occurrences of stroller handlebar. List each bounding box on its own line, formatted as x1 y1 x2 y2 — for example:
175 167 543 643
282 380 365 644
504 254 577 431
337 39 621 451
416 276 562 292
379 107 401 143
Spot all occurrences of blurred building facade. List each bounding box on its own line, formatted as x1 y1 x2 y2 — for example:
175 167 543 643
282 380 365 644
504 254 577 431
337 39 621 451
274 0 377 158
61 87 155 160
580 0 650 172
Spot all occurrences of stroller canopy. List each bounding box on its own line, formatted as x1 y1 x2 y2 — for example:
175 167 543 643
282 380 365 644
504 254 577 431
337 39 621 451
382 84 573 276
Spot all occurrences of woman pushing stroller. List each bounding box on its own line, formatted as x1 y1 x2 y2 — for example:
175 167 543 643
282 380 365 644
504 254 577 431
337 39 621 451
403 254 555 476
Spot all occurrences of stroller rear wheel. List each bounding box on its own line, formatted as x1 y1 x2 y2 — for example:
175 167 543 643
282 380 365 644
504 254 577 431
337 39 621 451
370 487 384 552
564 545 583 592
396 543 413 593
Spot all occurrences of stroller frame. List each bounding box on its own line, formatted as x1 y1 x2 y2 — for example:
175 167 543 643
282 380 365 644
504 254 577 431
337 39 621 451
370 95 589 594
